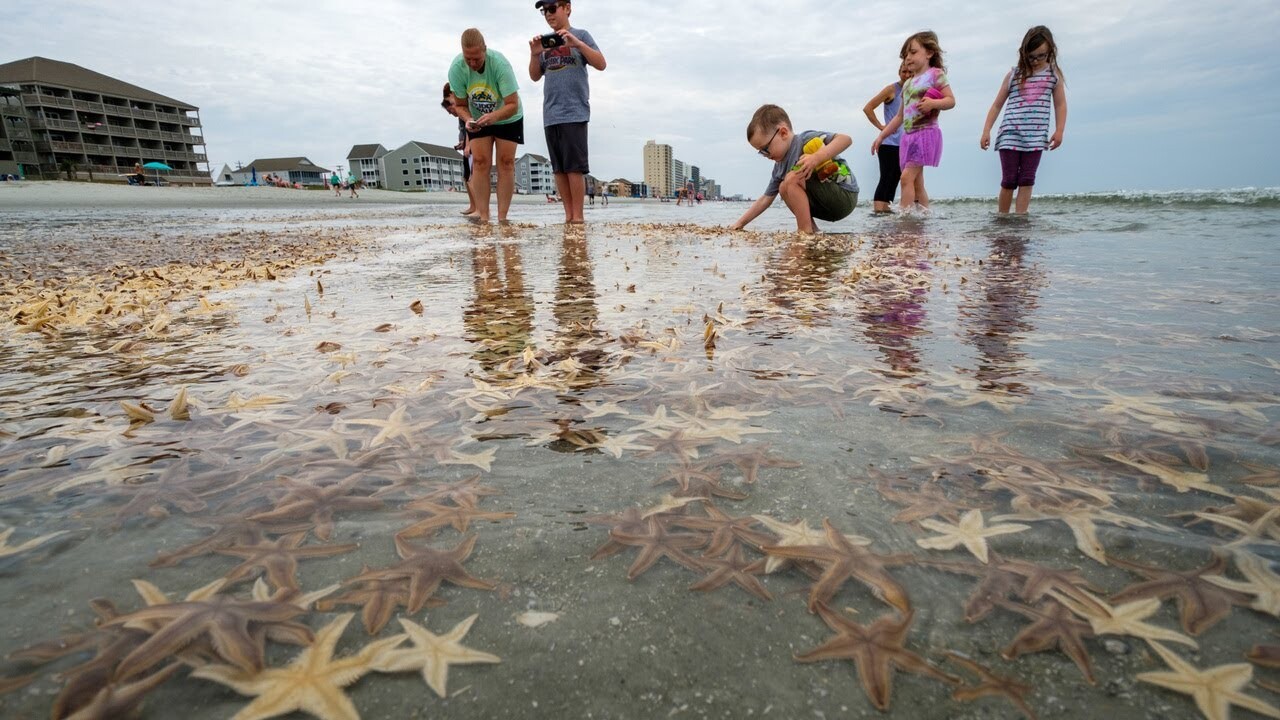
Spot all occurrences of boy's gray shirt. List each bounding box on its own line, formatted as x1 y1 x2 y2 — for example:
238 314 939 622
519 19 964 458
764 130 859 197
539 28 598 126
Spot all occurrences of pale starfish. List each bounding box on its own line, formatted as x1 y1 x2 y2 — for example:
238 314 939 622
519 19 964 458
1136 641 1280 720
915 510 1029 564
752 514 871 573
1194 507 1280 548
344 406 428 449
1103 452 1232 497
640 494 705 518
590 432 648 459
993 496 1154 565
579 400 630 419
437 446 497 472
372 614 500 697
0 526 67 559
1204 550 1280 616
1047 588 1197 648
192 613 404 720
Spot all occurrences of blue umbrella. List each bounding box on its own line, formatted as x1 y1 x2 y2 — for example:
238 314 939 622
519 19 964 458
250 166 257 186
142 161 172 186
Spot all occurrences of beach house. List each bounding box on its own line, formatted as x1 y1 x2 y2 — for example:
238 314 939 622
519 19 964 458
346 144 388 189
228 157 329 186
516 153 554 196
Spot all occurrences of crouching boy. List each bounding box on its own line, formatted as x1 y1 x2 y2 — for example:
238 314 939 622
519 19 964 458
730 104 858 233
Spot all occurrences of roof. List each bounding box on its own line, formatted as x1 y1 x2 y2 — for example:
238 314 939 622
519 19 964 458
523 153 549 164
0 56 195 109
346 144 387 160
240 157 331 174
392 141 462 160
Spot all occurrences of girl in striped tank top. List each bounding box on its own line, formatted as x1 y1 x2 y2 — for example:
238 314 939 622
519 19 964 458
980 26 1068 214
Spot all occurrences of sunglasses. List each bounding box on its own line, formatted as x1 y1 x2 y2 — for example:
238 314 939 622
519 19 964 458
756 125 781 157
540 3 563 14
1028 51 1049 61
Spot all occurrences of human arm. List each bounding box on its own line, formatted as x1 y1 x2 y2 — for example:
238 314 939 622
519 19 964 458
871 104 904 155
452 95 473 125
729 193 775 230
861 84 895 131
917 83 955 115
528 37 544 82
980 72 1011 150
561 29 606 70
1049 76 1067 149
792 132 852 181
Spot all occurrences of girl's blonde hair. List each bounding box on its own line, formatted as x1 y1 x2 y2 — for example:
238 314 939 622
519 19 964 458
1016 25 1065 87
900 31 945 71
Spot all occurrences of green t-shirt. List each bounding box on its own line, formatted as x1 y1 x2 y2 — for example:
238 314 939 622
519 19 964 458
448 49 523 125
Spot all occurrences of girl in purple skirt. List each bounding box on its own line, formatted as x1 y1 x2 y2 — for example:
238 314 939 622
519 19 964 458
872 31 955 211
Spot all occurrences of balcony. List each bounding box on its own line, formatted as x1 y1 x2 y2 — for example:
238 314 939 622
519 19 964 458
72 99 105 113
13 151 38 164
48 140 84 153
23 93 74 109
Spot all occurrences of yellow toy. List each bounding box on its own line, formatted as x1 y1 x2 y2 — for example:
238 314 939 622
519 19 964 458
792 137 849 182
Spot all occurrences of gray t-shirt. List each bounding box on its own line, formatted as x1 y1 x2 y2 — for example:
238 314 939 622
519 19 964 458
538 28 598 126
764 130 859 197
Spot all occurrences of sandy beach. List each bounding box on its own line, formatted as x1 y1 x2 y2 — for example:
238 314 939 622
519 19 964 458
0 180 645 210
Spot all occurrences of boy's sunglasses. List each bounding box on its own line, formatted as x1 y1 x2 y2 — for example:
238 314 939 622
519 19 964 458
540 3 564 14
756 126 780 157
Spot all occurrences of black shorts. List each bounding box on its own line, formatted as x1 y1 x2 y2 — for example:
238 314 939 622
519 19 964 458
545 121 589 174
462 156 472 183
468 117 524 145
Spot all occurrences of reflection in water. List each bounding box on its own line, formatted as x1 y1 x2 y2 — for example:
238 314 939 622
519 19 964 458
551 226 607 393
959 230 1045 393
762 239 847 328
856 235 932 376
463 236 534 373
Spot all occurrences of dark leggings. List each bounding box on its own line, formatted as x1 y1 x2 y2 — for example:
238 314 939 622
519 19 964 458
999 149 1043 189
874 145 901 203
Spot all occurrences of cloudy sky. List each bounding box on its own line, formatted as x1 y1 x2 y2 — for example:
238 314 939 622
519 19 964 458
9 0 1278 197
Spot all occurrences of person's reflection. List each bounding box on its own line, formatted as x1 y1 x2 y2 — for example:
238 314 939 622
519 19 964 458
757 238 847 329
856 234 931 376
959 230 1044 393
551 226 605 390
463 232 533 374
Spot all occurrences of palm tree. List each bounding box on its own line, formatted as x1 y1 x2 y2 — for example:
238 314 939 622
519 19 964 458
58 158 77 181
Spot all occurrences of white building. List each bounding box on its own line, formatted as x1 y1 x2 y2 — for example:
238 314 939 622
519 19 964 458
346 144 388 188
228 157 329 186
381 140 464 191
516 153 554 195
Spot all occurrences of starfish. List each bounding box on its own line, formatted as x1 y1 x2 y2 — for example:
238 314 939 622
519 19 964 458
149 516 310 568
993 496 1154 565
372 614 500 697
698 443 800 484
875 475 964 526
793 605 958 711
923 557 1026 623
1203 550 1280 616
640 494 704 518
688 543 773 601
944 651 1037 720
215 533 358 593
343 534 496 613
996 599 1097 685
1102 452 1233 497
1047 588 1197 648
916 510 1030 564
1136 641 1280 720
585 507 648 561
588 432 648 459
396 500 516 540
192 613 405 720
653 464 749 501
1110 553 1250 635
1194 507 1280 548
752 513 870 574
343 405 432 449
104 579 313 680
61 662 182 720
315 566 444 634
1249 643 1280 669
606 515 706 580
762 518 912 613
247 476 383 541
436 445 498 472
0 526 66 559
667 504 773 558
402 475 501 506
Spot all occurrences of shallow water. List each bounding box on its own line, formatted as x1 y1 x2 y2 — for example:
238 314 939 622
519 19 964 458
1 191 1279 718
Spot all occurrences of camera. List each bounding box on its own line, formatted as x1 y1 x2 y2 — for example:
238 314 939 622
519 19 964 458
539 33 565 49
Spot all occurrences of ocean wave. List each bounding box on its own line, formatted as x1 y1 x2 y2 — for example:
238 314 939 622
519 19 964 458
937 187 1280 208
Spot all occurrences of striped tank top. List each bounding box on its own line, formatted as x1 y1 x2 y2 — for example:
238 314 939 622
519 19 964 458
883 82 904 147
995 66 1057 152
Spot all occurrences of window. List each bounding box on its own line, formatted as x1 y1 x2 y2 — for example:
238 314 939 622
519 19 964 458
403 181 409 186
401 158 407 164
402 170 408 175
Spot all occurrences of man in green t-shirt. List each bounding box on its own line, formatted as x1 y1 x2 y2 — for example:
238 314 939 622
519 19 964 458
448 28 524 224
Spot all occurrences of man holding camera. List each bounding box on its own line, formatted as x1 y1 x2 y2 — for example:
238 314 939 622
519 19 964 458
449 28 524 224
528 0 606 224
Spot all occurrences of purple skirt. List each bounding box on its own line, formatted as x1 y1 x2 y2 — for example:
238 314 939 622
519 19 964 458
899 126 943 169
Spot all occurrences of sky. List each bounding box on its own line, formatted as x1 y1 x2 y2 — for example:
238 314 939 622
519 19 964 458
8 0 1279 198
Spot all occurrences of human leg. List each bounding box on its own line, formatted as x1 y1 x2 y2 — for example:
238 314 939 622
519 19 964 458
998 150 1018 214
873 145 901 212
565 172 586 223
915 171 929 208
1014 151 1043 214
470 136 495 222
553 172 573 222
899 166 919 209
494 139 517 222
777 173 817 233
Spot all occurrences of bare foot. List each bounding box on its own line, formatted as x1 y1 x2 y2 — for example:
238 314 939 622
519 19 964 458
460 207 476 215
467 215 488 224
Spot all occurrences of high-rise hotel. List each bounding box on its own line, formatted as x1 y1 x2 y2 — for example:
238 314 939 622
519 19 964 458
0 57 209 184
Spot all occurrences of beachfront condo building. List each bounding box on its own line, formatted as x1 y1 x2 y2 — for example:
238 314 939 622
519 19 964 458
0 56 209 184
516 153 554 195
383 141 465 191
643 140 672 198
347 144 388 188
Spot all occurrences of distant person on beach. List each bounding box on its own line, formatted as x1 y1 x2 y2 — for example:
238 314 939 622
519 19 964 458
330 171 341 196
528 0 607 224
601 188 608 206
450 28 524 224
443 82 480 218
133 162 145 186
347 172 360 198
587 182 595 205
863 63 910 213
980 26 1067 214
729 104 859 233
872 31 955 211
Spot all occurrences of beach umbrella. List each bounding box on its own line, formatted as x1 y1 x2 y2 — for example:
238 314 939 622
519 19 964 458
142 161 172 186
250 166 257 186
